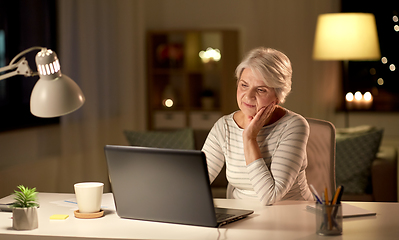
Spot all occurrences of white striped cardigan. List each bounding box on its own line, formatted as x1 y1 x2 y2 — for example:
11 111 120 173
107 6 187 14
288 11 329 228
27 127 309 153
202 110 314 205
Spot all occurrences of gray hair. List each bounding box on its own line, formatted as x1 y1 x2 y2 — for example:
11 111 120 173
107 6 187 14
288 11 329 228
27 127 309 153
235 47 292 104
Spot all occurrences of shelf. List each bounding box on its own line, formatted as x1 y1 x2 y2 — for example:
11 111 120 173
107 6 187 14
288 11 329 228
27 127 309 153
146 29 239 130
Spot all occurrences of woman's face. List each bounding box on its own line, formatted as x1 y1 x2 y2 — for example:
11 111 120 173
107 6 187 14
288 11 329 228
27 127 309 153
237 68 278 117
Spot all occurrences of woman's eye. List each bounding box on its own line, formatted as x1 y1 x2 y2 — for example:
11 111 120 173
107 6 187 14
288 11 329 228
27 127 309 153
258 88 267 93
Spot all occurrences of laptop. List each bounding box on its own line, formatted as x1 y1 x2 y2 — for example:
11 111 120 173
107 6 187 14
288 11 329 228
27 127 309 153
104 145 254 228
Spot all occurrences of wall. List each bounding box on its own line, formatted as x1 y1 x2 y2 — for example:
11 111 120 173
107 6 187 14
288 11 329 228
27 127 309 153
0 125 61 197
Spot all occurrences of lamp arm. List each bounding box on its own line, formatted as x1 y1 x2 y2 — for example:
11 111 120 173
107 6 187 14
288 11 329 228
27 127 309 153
0 46 43 81
0 58 34 81
10 46 44 65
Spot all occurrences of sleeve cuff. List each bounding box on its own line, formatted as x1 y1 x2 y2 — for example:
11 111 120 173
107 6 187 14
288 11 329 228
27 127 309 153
247 158 266 170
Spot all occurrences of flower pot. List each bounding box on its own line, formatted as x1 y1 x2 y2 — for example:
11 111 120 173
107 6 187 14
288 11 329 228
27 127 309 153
12 207 38 230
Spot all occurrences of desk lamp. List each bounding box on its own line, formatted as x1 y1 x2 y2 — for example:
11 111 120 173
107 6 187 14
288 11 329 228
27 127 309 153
313 13 381 126
0 47 85 117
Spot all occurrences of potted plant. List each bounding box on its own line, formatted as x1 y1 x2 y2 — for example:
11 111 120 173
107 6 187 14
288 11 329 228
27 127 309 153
11 185 39 230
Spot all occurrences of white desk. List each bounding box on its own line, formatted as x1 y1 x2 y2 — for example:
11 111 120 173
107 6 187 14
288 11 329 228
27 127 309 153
1 193 399 240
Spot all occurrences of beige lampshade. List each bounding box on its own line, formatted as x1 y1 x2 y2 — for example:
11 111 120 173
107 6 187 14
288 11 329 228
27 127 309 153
313 13 381 60
30 48 85 117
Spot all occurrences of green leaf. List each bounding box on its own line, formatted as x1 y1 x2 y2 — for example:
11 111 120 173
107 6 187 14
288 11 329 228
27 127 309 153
12 185 39 208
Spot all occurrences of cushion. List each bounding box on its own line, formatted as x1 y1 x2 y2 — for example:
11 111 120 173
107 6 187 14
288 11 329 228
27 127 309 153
335 126 383 194
123 128 195 150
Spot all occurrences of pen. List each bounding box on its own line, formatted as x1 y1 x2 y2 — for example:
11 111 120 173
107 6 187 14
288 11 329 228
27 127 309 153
336 185 344 204
324 187 333 230
309 184 323 204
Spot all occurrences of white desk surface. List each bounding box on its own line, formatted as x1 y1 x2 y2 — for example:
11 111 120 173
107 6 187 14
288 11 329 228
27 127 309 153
1 192 399 240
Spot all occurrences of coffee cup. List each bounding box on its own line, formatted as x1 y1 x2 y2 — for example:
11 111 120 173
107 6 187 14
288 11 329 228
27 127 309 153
74 182 104 213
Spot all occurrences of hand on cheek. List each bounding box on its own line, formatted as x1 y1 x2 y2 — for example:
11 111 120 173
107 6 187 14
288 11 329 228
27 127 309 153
244 106 267 139
261 101 276 118
244 101 277 139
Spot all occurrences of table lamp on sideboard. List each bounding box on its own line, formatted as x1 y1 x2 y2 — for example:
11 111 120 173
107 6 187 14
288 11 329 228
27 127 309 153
0 46 85 117
313 13 381 127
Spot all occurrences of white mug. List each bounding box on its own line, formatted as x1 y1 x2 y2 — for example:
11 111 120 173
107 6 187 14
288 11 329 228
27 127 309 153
74 182 104 213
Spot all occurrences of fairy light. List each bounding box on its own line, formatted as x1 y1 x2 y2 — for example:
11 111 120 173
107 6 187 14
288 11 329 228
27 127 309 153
381 57 388 64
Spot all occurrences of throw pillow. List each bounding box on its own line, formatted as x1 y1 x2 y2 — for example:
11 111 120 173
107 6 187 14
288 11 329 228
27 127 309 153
335 127 383 194
123 128 195 150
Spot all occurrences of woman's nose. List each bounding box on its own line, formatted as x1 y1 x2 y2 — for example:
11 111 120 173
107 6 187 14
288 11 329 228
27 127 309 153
246 89 256 99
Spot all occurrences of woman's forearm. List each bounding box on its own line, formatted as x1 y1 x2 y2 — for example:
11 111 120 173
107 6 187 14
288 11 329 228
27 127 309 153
243 137 262 165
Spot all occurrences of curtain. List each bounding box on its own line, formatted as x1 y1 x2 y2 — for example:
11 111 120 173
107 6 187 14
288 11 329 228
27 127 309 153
56 0 146 193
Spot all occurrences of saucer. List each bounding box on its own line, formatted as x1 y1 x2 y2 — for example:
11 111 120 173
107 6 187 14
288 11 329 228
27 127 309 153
74 209 104 219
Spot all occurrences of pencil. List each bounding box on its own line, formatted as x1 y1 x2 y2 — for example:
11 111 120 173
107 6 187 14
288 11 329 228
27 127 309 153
324 187 329 205
332 186 342 205
324 187 332 230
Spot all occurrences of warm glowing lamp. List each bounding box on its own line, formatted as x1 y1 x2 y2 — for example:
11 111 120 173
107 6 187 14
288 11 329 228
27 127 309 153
345 92 354 102
354 91 363 101
313 13 381 61
162 85 176 108
199 47 221 63
313 13 380 126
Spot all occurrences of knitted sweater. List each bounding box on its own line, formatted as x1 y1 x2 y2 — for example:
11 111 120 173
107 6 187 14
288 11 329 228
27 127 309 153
202 110 313 205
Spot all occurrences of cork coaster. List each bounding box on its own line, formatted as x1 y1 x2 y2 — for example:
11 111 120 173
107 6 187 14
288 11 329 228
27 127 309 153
74 210 104 219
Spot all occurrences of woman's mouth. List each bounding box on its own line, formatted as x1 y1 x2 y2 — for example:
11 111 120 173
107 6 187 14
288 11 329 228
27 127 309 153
243 102 255 108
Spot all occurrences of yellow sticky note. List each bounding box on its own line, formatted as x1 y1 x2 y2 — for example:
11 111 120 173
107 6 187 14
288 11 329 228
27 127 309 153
50 214 69 220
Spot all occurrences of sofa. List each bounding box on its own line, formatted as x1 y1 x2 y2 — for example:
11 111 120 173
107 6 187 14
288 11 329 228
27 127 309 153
192 130 398 202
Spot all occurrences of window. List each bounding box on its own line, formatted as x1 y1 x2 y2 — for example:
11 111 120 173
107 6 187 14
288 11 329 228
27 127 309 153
0 0 59 132
342 1 399 111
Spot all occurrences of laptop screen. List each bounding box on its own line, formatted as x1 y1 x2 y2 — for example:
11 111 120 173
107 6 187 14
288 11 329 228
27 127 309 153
104 145 218 227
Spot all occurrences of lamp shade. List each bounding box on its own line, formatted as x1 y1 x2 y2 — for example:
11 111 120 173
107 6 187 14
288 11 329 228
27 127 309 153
30 48 85 117
313 13 381 60
30 74 85 117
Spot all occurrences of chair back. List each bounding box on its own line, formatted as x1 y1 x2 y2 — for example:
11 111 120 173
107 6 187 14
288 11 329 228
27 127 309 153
305 118 336 198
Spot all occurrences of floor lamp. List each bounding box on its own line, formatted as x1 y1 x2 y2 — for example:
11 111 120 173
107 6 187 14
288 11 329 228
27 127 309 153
312 13 381 127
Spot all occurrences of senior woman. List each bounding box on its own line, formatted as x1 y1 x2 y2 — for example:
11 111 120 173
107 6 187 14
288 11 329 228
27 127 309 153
202 47 313 205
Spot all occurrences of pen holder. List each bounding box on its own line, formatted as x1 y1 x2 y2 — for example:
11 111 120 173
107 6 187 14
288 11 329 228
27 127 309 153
315 203 343 235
